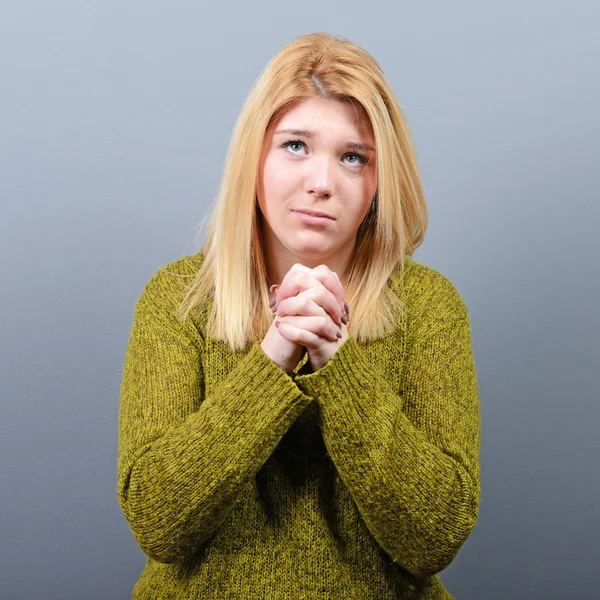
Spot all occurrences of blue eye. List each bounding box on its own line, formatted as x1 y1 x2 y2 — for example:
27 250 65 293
281 140 307 155
344 153 367 166
281 140 368 166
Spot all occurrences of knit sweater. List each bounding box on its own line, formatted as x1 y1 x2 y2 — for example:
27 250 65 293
117 251 480 600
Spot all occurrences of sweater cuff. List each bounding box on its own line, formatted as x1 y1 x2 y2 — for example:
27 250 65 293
228 340 313 411
293 335 378 404
199 340 315 450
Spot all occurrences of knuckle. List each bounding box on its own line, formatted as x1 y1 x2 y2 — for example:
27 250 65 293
308 285 321 300
292 263 310 273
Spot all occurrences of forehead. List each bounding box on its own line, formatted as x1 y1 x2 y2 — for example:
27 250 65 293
274 96 373 138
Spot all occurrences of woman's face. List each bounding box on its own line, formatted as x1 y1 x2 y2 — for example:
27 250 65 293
257 96 377 268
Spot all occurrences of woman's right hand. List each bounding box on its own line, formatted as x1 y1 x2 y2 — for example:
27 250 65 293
260 264 312 373
260 319 307 373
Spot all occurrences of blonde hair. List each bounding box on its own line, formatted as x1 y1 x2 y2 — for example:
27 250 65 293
177 32 428 351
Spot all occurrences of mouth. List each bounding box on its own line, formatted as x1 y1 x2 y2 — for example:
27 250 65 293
291 209 335 227
292 209 335 220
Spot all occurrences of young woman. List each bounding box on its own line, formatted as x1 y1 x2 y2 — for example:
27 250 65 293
117 32 481 599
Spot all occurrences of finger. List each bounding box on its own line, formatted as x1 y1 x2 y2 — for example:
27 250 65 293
269 263 310 295
275 318 340 347
279 314 342 343
275 270 344 324
276 287 343 326
307 264 347 313
276 265 324 302
275 294 327 318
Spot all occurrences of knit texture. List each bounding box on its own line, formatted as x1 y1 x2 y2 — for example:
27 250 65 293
117 251 480 599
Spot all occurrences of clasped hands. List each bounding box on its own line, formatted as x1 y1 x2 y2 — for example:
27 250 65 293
262 263 350 373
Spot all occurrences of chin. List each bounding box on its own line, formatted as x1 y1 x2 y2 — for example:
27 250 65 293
288 245 334 262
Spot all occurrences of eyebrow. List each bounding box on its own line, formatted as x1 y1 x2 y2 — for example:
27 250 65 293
274 128 376 153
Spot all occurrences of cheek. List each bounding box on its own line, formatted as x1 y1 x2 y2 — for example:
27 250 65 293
262 153 294 197
345 187 376 226
361 172 377 211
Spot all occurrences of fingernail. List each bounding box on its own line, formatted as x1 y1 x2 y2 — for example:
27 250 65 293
269 284 279 294
336 330 342 339
275 320 280 328
344 301 350 317
269 297 276 309
341 314 348 324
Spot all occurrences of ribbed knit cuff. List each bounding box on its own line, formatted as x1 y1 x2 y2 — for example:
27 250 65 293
293 335 379 411
215 341 314 441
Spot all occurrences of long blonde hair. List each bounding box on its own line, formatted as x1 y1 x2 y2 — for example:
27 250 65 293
177 32 428 351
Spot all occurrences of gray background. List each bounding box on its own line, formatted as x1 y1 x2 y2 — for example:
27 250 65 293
1 1 598 598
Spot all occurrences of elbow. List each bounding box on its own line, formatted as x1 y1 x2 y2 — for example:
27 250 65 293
123 505 208 565
118 480 205 565
119 499 186 564
403 540 466 578
402 504 479 578
133 529 190 565
408 466 480 577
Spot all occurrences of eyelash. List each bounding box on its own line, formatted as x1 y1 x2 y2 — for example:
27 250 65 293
281 139 368 167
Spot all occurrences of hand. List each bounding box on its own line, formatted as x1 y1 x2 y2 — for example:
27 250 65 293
270 263 349 326
270 264 350 372
260 318 307 374
260 264 314 373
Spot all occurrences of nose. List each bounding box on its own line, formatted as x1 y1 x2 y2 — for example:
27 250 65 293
306 155 335 199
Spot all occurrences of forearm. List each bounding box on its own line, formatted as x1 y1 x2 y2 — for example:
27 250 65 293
319 388 479 575
295 330 480 577
118 341 312 564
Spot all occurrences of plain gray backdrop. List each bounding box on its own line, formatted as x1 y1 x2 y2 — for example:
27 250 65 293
1 1 598 598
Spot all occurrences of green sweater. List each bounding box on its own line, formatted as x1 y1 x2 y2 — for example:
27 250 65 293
117 251 480 599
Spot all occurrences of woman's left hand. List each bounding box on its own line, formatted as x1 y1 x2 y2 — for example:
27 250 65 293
271 264 350 372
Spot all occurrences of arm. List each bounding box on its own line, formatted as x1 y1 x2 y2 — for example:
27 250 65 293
117 270 312 564
293 283 480 577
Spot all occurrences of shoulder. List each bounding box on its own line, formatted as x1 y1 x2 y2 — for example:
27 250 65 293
393 256 470 326
136 251 204 314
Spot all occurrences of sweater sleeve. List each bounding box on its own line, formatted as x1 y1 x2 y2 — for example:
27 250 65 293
117 269 312 564
293 280 480 578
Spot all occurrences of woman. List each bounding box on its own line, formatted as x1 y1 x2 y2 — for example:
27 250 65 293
117 32 480 599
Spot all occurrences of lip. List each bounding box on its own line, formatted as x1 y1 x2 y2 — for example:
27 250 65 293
292 209 335 220
292 209 335 227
